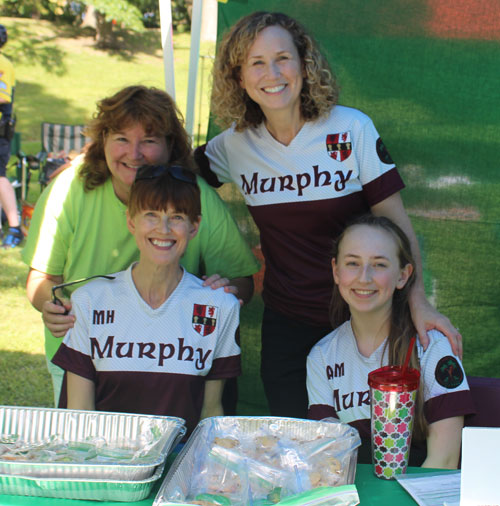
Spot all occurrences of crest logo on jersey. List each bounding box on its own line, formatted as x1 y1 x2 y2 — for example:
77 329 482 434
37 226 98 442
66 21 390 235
435 355 464 389
326 132 352 161
192 304 218 336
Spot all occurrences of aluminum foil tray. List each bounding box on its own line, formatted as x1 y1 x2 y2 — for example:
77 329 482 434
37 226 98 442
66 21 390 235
0 460 164 502
0 406 185 481
153 416 360 506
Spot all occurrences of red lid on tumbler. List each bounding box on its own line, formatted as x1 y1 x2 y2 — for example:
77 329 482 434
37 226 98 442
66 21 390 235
368 365 420 392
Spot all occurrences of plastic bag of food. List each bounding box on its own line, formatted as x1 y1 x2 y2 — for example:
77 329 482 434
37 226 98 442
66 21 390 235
297 419 361 488
274 485 359 506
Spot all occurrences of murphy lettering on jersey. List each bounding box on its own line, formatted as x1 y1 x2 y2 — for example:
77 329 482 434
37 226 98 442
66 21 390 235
90 335 212 370
240 166 353 197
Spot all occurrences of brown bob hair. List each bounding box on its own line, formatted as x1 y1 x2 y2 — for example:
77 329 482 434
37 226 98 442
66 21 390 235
128 169 201 223
211 11 339 131
80 85 195 192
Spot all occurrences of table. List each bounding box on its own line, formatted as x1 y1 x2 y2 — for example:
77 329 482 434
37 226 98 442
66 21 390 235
0 464 454 505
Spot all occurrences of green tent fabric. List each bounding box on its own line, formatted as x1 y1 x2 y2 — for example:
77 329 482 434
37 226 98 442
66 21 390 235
206 0 500 415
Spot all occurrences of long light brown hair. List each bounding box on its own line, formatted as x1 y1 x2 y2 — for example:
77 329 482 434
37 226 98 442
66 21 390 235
330 214 428 441
211 11 339 131
80 86 195 192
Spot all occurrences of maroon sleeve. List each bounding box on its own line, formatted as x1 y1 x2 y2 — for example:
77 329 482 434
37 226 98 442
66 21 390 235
52 342 97 382
424 390 476 425
194 144 224 188
308 404 338 420
205 355 241 380
362 167 405 207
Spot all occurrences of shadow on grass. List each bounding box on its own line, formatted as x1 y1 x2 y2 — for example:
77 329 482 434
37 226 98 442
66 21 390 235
4 23 66 76
0 257 28 289
3 20 163 76
15 80 90 130
0 350 52 407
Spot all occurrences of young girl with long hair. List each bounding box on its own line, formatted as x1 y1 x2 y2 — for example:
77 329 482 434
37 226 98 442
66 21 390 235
307 215 474 468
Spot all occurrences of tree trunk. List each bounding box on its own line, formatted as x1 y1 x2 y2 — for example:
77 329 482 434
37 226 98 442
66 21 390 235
95 10 116 49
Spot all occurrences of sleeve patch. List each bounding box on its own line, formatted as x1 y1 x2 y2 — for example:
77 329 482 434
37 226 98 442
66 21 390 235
435 356 464 389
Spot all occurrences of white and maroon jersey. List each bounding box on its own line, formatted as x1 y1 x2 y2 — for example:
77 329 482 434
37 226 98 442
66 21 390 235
306 321 474 438
203 106 405 325
52 265 241 434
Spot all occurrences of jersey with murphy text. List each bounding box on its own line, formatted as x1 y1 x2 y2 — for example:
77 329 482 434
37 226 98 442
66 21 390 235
204 106 405 325
306 322 474 438
53 265 241 434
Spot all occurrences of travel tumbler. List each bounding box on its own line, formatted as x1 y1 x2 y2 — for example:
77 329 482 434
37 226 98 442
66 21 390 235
368 365 420 479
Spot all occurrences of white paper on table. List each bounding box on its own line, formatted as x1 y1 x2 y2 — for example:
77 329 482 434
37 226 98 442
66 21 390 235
395 471 461 506
460 427 500 506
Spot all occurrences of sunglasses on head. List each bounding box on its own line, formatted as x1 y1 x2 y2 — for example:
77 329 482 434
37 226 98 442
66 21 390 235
134 164 197 184
52 275 115 314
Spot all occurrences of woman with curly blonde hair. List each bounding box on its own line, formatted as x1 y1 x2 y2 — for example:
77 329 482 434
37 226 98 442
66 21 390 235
210 11 338 131
195 11 461 419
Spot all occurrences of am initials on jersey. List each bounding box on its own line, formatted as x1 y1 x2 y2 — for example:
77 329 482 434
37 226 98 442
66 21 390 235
192 304 218 336
326 132 352 162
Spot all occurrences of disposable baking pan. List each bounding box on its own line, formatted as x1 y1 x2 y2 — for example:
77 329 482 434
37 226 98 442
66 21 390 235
0 406 185 481
0 460 164 502
153 416 360 506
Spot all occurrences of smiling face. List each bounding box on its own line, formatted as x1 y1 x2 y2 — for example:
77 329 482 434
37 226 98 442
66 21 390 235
104 123 171 202
239 25 304 120
332 225 413 320
126 206 200 267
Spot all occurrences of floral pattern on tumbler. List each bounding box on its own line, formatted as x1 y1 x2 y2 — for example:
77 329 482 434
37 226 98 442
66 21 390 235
370 388 416 479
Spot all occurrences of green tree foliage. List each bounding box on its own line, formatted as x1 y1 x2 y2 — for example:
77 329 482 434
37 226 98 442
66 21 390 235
82 0 144 48
0 0 48 18
84 0 143 31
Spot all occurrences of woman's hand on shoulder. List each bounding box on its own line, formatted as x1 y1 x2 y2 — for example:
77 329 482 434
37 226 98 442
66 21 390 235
409 290 462 359
202 274 253 306
42 298 75 337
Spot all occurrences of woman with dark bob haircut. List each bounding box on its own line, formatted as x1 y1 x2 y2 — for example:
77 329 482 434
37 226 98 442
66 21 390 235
195 11 461 418
52 165 242 436
23 85 259 405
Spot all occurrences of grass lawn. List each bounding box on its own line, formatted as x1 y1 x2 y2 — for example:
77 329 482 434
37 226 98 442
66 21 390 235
0 17 269 414
2 11 499 416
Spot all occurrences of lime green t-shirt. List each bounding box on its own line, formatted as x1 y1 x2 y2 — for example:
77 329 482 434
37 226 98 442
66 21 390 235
22 163 259 359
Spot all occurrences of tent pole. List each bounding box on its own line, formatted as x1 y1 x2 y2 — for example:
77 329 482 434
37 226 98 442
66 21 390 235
186 0 203 143
159 0 176 100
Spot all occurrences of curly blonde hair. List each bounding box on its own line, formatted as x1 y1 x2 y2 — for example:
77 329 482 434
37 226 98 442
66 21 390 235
80 85 195 191
211 11 339 131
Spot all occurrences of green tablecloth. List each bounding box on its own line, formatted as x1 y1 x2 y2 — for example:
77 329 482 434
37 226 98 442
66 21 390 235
0 464 454 505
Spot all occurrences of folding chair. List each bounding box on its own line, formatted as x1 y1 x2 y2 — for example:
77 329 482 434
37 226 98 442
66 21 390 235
38 122 89 189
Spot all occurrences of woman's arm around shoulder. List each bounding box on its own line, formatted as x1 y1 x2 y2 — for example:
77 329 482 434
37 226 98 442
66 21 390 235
195 177 260 295
371 192 462 357
26 268 75 337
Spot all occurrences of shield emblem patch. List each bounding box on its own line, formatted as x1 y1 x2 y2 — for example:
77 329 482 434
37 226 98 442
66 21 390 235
192 304 218 336
326 132 352 161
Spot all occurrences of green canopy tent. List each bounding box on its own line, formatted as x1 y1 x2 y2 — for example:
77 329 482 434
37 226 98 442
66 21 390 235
194 0 500 415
